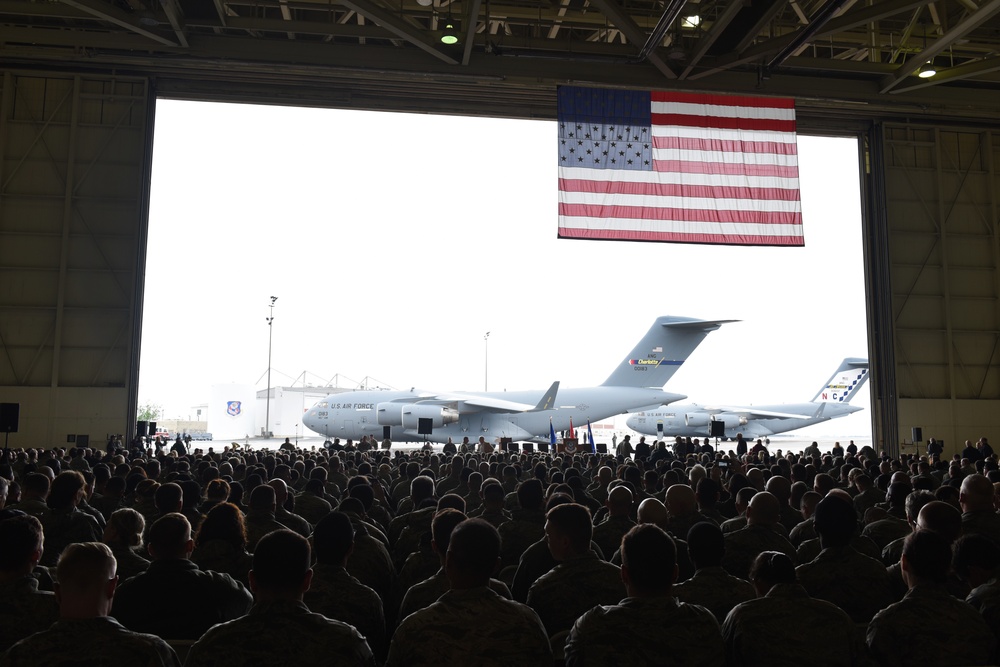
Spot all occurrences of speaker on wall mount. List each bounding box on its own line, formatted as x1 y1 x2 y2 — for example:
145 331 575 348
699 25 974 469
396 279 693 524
0 403 20 433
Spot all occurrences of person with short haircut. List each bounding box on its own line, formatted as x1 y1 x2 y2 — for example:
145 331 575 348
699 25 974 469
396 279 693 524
721 492 796 580
2 542 179 666
387 519 550 667
565 524 723 666
111 513 252 639
961 473 1000 545
592 485 636 558
305 512 386 662
672 522 755 624
527 503 625 635
0 515 59 653
101 508 150 581
498 478 546 568
244 484 287 551
722 551 864 666
867 529 995 666
186 529 374 666
41 471 102 566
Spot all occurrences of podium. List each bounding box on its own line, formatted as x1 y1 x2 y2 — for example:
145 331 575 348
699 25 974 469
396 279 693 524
557 438 580 454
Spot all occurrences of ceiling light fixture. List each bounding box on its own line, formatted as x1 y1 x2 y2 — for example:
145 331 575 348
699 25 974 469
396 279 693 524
440 19 459 44
682 15 700 28
918 61 937 78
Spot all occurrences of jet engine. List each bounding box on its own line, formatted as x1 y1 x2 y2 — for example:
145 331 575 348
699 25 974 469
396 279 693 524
685 413 748 429
684 413 711 428
377 403 460 429
715 414 750 429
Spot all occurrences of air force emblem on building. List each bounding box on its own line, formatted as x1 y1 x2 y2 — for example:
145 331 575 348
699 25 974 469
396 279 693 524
227 401 242 417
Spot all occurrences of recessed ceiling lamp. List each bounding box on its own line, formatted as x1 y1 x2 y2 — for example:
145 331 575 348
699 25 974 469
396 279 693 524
681 15 701 28
918 60 937 78
440 19 459 44
417 0 433 6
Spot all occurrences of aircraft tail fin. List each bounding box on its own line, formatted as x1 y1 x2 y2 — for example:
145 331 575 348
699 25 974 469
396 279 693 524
601 316 736 388
811 358 869 404
530 382 559 412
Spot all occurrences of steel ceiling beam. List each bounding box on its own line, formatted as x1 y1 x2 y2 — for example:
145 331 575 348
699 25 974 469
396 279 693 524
586 0 677 79
336 0 459 64
58 0 178 47
680 0 746 80
462 0 483 65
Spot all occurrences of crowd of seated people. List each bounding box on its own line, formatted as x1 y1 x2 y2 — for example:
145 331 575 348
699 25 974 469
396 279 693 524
0 434 999 666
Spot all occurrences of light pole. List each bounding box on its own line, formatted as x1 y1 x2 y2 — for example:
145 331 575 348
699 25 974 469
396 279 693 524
265 296 277 438
484 331 490 392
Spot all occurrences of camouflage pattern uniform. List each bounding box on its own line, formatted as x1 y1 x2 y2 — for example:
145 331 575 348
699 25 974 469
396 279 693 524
672 566 756 624
185 600 375 667
274 505 312 538
967 577 1000 645
591 515 636 560
796 534 880 564
398 568 511 622
722 583 865 667
468 506 512 528
564 596 724 667
293 491 333 525
720 515 747 534
244 509 288 551
962 510 1000 546
795 545 894 623
497 509 545 568
867 584 996 667
304 563 387 662
0 576 59 653
345 520 395 604
861 517 910 551
722 525 796 580
387 586 551 667
108 544 151 582
41 508 102 566
388 506 435 569
527 552 626 635
788 518 816 547
0 617 179 667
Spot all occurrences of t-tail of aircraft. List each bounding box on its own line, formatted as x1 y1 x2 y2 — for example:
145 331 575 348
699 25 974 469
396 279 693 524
602 316 735 389
812 357 869 404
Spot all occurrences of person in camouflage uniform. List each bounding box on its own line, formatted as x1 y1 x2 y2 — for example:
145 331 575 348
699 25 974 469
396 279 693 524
186 529 375 667
955 533 1000 648
1 542 179 667
305 512 387 662
498 479 546 568
961 474 1000 546
387 519 550 667
294 478 333 525
722 492 796 580
0 515 59 653
868 529 995 667
564 524 723 667
672 521 755 624
722 551 866 667
591 485 636 559
527 503 625 635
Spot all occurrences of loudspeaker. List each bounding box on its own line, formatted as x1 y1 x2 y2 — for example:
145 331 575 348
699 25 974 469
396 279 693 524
148 421 157 434
597 443 608 454
417 418 433 435
710 420 725 437
136 421 148 437
912 427 922 443
76 434 89 448
0 403 20 433
522 443 534 452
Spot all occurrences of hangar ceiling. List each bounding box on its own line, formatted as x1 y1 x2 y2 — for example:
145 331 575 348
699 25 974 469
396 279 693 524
4 1 1000 120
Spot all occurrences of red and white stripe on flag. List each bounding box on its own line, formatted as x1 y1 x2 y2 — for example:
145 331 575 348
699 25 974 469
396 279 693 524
557 87 804 246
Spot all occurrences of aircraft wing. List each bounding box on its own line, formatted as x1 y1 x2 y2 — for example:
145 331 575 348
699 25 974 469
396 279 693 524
395 382 560 414
702 405 813 420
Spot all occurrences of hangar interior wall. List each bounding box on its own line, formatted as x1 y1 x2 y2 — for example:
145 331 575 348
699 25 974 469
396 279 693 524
0 70 152 447
883 123 1000 456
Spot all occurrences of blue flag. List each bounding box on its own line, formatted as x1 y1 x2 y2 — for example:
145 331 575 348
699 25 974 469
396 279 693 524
550 419 557 447
587 420 595 453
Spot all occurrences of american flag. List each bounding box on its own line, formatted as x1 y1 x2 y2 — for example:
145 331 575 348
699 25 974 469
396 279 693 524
557 86 804 246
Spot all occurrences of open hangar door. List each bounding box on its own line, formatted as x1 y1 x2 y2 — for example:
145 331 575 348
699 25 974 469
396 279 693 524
0 71 153 447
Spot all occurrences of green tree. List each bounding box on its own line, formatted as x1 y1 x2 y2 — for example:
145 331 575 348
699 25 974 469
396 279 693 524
137 402 162 422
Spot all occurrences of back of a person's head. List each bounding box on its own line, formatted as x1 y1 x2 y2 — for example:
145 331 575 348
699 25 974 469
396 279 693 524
195 502 246 549
57 542 116 594
252 529 311 593
410 475 435 502
953 533 1000 583
482 481 504 503
812 495 856 547
312 511 354 565
686 521 725 568
350 483 375 510
905 490 937 523
0 515 43 572
916 500 962 544
545 502 592 553
205 478 230 502
621 524 675 594
338 497 365 516
517 478 544 510
48 470 85 510
446 518 500 582
749 551 796 589
148 513 191 560
23 472 50 497
903 529 951 584
437 493 466 513
154 482 184 512
432 508 468 554
106 508 145 548
249 483 276 512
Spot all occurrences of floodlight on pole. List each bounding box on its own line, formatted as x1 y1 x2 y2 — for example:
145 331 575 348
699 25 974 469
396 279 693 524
266 296 277 438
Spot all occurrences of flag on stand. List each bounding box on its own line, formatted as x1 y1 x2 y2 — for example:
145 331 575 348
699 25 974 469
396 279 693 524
568 417 575 439
587 419 595 453
549 418 557 447
557 87 803 246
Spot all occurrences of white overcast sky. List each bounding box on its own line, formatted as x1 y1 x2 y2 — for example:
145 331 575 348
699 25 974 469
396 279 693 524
139 99 871 439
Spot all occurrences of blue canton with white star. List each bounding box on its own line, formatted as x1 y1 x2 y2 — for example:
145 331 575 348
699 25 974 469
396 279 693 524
557 86 653 171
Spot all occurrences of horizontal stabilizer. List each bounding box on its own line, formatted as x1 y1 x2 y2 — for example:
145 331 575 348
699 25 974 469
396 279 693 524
602 316 736 389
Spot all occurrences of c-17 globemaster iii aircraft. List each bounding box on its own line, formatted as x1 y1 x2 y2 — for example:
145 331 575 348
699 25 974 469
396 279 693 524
625 357 869 440
302 316 733 444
